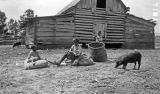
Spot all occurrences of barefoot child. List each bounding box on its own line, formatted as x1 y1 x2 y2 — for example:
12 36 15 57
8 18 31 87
24 45 48 70
55 38 82 66
96 31 103 42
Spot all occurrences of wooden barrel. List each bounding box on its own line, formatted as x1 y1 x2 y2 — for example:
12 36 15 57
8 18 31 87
88 42 107 62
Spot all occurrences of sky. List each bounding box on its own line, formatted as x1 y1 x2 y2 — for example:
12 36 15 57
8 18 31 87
0 0 159 33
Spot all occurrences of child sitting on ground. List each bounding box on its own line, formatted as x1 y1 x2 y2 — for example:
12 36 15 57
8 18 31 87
24 45 48 70
55 38 82 66
26 45 42 63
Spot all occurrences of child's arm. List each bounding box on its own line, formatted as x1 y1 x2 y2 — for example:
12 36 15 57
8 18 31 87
69 45 74 52
27 51 32 59
36 52 41 60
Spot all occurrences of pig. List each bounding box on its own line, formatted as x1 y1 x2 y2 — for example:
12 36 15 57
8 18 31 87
115 51 142 70
13 41 21 48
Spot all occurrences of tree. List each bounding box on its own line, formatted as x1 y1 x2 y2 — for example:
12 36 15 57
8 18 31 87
19 9 35 27
0 10 7 34
24 9 34 18
7 18 19 35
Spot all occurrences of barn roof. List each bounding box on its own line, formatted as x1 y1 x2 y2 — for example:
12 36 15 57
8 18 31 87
127 14 156 26
57 0 80 15
57 0 128 15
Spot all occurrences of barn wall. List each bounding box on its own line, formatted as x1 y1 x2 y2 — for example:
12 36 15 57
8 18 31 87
106 0 126 13
76 0 126 13
74 8 126 44
36 17 56 46
125 16 155 49
35 15 75 48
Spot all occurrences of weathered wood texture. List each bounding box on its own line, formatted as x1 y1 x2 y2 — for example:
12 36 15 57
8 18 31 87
35 15 75 47
125 15 155 49
76 0 126 13
24 0 155 49
74 8 126 44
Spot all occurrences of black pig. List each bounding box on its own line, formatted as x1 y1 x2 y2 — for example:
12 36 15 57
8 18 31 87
115 51 142 70
13 42 21 48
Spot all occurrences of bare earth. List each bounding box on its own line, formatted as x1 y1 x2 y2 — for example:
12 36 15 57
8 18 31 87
0 45 160 94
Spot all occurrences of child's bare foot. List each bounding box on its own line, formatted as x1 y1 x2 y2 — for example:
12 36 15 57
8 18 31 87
54 61 61 67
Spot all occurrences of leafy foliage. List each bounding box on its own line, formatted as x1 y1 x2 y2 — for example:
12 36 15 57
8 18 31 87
0 10 7 34
19 9 36 28
7 18 19 35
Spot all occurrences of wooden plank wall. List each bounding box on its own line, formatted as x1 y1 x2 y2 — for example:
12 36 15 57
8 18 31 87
74 9 94 43
77 0 126 13
125 17 155 49
36 16 75 47
75 8 126 44
55 16 74 45
36 18 56 45
106 0 126 13
95 8 126 44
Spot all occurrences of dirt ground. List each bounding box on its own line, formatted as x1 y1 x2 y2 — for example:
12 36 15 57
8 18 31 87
1 45 160 94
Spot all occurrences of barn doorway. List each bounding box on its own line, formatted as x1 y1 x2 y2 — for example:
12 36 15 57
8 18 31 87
96 0 106 8
94 22 106 38
105 43 123 49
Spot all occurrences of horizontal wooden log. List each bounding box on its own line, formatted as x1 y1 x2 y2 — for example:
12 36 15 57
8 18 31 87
106 36 124 39
75 30 93 35
76 9 93 14
37 30 55 32
56 17 74 22
56 25 74 30
107 23 125 26
56 22 74 26
37 40 73 45
37 31 74 37
75 16 94 20
104 39 125 42
75 19 94 23
37 31 55 37
37 27 55 31
107 28 125 31
107 25 125 28
75 25 93 29
106 33 124 36
75 27 93 31
37 36 73 40
126 24 153 30
39 20 56 24
126 26 153 31
106 18 125 21
56 28 75 32
75 23 93 26
107 21 125 24
107 30 124 33
74 34 93 38
37 25 56 28
79 39 124 43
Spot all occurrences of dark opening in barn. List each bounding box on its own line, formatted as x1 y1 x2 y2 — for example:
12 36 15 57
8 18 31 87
105 43 123 49
96 0 106 8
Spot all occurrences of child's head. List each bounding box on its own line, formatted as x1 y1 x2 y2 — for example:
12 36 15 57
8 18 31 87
72 38 79 45
30 45 37 51
98 31 102 36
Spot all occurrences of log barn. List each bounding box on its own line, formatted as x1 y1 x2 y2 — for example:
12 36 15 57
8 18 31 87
22 0 156 49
